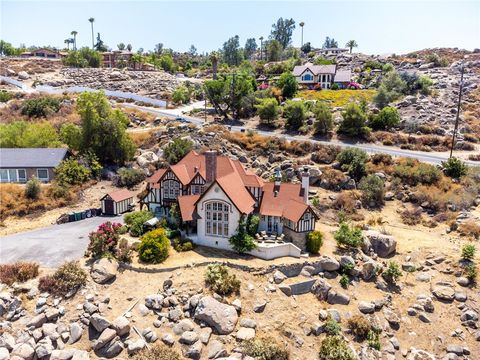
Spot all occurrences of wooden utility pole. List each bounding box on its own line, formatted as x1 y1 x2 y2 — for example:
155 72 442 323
449 63 465 158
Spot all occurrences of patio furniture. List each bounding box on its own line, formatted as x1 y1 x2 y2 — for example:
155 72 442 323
255 233 262 240
260 231 267 237
278 234 285 241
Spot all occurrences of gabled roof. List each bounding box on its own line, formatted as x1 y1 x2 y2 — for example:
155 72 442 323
215 172 256 214
334 70 352 83
178 194 201 221
259 182 315 223
0 148 68 168
102 189 134 202
293 63 337 76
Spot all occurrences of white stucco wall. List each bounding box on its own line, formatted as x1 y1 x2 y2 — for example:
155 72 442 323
195 184 241 251
248 243 301 260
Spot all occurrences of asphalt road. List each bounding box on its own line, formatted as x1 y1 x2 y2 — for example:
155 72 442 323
0 216 123 267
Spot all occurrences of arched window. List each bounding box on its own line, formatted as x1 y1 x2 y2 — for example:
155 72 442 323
205 201 229 237
302 73 313 81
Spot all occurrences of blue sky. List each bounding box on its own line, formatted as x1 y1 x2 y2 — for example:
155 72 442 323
1 1 479 55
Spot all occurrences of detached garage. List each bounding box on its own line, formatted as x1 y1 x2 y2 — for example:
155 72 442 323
101 189 135 215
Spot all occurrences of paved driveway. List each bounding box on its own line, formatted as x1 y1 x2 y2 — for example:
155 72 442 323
0 216 123 268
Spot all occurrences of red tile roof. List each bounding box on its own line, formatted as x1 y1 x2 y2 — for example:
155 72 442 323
146 169 166 186
104 189 134 202
260 182 310 222
177 194 200 221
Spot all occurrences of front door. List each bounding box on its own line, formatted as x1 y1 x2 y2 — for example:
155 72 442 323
105 200 114 215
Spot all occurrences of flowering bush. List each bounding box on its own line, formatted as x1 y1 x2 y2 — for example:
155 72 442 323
87 222 123 258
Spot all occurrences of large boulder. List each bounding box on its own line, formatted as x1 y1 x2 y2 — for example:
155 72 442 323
432 286 455 302
319 256 340 272
194 296 238 335
311 279 332 301
361 260 378 281
91 258 118 284
136 151 159 168
18 71 30 80
365 231 397 258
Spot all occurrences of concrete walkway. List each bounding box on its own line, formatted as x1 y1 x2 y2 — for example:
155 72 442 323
0 216 122 268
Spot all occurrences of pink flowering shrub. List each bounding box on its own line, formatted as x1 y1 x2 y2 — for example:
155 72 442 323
87 222 123 258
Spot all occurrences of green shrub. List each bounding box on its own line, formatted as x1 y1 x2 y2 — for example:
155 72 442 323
324 318 341 336
367 330 381 350
461 244 476 261
173 238 194 252
347 315 372 339
163 137 194 164
336 148 368 181
339 274 350 288
306 230 324 254
124 210 154 237
63 48 101 68
256 98 280 126
382 261 402 284
369 106 400 130
25 177 41 200
334 223 363 248
242 337 290 360
172 85 190 104
87 222 123 258
359 174 385 207
442 157 468 179
319 336 355 360
338 103 370 138
55 159 91 185
138 228 170 263
131 343 181 360
229 217 257 254
283 100 306 130
21 96 61 118
49 261 88 295
0 261 39 286
465 264 477 283
393 159 441 186
0 90 13 103
115 167 146 187
417 75 433 95
313 102 334 135
204 264 240 295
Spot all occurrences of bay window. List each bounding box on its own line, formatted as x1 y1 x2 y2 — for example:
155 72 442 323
205 201 229 237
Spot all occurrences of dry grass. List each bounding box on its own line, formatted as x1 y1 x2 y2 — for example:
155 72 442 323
458 220 480 239
0 183 78 220
129 130 156 148
298 89 376 107
401 208 423 225
0 261 39 286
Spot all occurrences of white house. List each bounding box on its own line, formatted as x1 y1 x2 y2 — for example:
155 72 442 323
293 63 337 89
141 150 318 257
316 48 349 56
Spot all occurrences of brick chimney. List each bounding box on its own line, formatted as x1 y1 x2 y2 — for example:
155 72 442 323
274 168 281 192
301 167 310 204
205 150 217 183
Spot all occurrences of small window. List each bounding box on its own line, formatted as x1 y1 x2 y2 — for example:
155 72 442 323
8 169 17 182
0 169 8 182
37 169 49 182
17 169 26 182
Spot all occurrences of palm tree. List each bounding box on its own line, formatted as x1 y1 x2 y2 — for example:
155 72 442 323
64 39 71 50
88 18 95 50
209 51 218 80
299 22 305 48
345 40 358 54
71 31 78 51
259 36 264 61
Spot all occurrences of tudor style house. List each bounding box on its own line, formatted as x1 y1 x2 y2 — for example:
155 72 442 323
141 150 318 252
293 62 352 89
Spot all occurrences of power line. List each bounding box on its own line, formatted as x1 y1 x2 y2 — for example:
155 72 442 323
449 63 465 159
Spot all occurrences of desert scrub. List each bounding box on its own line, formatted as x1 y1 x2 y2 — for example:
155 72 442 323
38 261 87 296
318 335 355 360
367 329 381 350
0 261 39 286
400 208 423 225
204 264 240 296
334 223 363 248
131 343 181 360
324 318 341 336
114 167 145 187
382 261 402 284
242 337 289 360
458 220 480 239
138 228 170 264
21 96 61 118
347 315 372 340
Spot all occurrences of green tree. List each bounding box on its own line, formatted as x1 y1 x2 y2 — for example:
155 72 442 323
255 98 279 126
336 148 368 180
369 106 400 130
283 100 306 130
277 72 298 99
60 123 82 151
71 31 78 50
442 157 468 178
0 121 62 148
270 17 296 48
0 40 19 56
301 42 312 54
138 228 170 263
244 38 257 59
222 35 243 66
75 91 136 165
338 103 370 138
313 102 334 135
55 159 91 185
266 40 283 62
172 85 190 104
345 40 358 53
159 53 175 72
373 85 391 109
117 42 126 50
229 216 257 254
163 137 194 164
322 36 338 48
